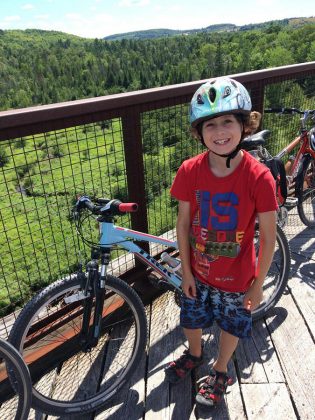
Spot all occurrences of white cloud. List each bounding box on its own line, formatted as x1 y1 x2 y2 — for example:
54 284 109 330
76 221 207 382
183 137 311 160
51 12 115 38
22 4 35 10
4 15 21 22
35 14 49 20
65 13 81 20
118 0 150 7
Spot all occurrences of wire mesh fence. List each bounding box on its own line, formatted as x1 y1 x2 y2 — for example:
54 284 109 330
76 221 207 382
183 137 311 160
0 68 314 335
0 118 131 330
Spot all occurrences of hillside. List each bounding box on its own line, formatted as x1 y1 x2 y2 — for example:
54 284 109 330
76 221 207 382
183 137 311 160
0 20 314 111
104 24 236 41
104 17 315 41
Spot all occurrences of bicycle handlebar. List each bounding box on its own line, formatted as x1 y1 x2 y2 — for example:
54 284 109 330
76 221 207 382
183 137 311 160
264 108 315 117
74 196 138 217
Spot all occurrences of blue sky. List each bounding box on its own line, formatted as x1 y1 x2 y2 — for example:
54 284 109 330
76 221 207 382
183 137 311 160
0 0 314 39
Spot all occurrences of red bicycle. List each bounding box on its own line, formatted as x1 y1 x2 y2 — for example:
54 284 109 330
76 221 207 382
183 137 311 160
243 108 315 228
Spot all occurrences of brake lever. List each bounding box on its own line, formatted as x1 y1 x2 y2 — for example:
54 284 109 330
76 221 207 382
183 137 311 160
71 196 90 221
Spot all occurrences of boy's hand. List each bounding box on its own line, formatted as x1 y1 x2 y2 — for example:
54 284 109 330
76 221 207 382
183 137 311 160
182 272 197 299
243 281 263 311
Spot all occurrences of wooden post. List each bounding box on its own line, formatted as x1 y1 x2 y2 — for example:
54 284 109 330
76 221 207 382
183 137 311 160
121 106 150 254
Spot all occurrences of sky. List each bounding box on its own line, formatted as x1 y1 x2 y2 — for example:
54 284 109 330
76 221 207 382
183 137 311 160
0 0 314 39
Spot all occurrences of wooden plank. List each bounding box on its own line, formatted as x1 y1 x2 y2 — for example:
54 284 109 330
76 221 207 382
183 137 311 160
287 274 315 346
288 237 315 251
242 383 296 420
47 303 149 420
0 395 20 420
266 291 315 420
235 320 285 384
0 396 44 420
145 292 195 420
91 306 150 420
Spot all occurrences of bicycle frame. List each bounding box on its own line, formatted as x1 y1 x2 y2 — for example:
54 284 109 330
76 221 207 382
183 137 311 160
99 221 182 290
269 110 315 194
276 130 315 182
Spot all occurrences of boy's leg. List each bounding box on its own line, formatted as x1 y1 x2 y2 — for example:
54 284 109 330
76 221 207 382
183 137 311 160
165 327 203 383
196 329 238 407
213 329 239 373
183 327 202 358
165 280 213 383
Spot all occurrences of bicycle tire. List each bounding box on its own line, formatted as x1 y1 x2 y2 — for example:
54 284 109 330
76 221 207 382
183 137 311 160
297 156 315 227
0 339 32 420
252 224 291 321
9 274 147 416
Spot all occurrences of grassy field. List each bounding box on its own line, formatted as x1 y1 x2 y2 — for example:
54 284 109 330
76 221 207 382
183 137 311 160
0 106 197 315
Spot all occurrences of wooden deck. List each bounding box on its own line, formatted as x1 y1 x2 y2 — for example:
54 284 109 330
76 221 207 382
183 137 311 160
1 208 315 420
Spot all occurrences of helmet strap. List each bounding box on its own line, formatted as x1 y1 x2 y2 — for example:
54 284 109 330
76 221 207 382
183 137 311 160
211 145 241 168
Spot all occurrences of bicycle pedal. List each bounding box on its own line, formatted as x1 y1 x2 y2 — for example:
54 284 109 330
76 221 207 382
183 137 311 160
285 197 298 208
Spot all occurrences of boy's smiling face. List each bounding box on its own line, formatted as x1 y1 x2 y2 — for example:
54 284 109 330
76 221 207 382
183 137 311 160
201 114 242 155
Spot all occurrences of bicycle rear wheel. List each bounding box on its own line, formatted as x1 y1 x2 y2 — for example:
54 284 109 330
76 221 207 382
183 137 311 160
0 339 32 420
9 274 147 416
297 157 315 227
252 224 291 321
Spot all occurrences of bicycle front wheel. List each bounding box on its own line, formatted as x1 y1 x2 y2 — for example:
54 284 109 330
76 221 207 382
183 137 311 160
297 157 315 227
252 224 291 321
9 274 147 416
0 339 32 420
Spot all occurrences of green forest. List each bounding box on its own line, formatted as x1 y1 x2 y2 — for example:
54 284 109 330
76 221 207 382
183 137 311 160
0 20 314 110
0 21 315 316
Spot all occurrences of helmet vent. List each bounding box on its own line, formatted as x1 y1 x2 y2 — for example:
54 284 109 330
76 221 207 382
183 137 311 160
197 94 204 104
209 87 216 103
223 86 232 98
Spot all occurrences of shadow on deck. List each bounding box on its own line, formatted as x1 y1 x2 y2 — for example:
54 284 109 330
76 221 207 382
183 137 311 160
1 207 315 420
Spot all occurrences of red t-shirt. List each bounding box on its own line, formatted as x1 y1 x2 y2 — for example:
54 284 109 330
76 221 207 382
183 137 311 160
170 150 278 292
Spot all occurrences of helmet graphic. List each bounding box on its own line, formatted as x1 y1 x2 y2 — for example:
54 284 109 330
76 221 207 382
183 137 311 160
309 127 315 151
189 77 252 127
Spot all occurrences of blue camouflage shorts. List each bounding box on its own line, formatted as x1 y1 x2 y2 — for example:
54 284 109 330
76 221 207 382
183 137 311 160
180 279 252 338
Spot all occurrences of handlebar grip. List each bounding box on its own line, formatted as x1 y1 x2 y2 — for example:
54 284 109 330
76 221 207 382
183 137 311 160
74 196 138 216
118 203 138 213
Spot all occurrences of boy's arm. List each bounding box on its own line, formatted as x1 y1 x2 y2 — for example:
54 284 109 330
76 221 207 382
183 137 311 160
176 200 197 299
244 210 277 310
256 210 277 285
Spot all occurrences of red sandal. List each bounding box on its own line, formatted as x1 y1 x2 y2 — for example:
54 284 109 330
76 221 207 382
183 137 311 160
165 349 203 384
196 369 232 407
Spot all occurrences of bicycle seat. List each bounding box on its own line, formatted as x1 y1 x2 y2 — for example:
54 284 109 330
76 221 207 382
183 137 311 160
242 130 271 150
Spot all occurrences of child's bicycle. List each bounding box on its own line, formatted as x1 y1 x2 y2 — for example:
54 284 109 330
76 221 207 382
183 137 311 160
0 338 32 420
242 107 315 227
8 196 290 416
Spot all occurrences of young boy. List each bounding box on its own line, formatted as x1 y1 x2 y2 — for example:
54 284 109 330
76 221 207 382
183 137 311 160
165 77 278 407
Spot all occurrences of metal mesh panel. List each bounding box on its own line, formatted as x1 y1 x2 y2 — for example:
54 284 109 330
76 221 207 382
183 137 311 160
0 118 130 325
261 76 315 236
262 76 315 155
141 103 202 236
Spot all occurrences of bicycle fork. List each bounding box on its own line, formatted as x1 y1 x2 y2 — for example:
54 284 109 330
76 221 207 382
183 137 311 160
80 248 111 352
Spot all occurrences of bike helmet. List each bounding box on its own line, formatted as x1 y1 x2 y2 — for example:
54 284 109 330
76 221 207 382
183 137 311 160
309 127 315 151
189 77 252 128
189 77 252 168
